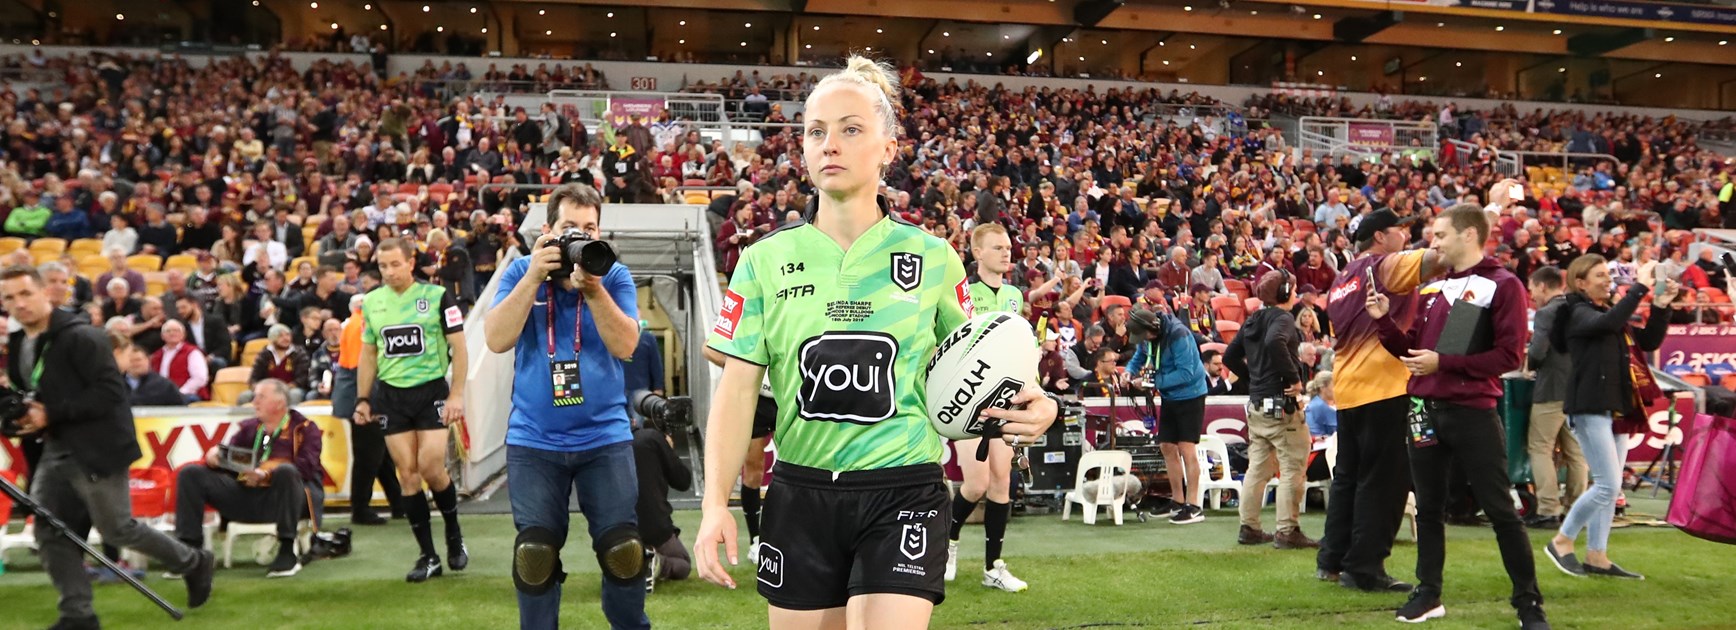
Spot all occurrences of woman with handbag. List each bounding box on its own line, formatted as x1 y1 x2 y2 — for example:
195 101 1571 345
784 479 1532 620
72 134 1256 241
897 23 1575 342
1544 254 1678 580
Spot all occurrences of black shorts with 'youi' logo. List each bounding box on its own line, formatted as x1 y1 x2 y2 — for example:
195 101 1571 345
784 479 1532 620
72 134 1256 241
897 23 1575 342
756 462 949 610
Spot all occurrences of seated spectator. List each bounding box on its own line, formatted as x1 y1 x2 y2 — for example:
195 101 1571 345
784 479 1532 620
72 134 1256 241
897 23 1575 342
150 319 210 402
103 214 139 255
1202 348 1237 395
95 247 147 296
100 277 143 322
1294 247 1336 296
5 189 49 237
174 379 323 578
243 220 289 271
1305 370 1337 440
1072 324 1108 370
316 214 361 268
43 194 91 240
307 317 343 401
1190 250 1228 295
126 296 168 355
239 325 310 405
137 204 179 256
177 294 233 369
110 330 186 407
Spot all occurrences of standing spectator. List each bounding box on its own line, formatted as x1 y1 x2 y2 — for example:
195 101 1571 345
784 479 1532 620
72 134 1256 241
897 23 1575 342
1523 266 1585 529
714 204 761 279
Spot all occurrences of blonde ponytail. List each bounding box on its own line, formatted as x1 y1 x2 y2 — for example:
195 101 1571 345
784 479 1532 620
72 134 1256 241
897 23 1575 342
808 54 901 140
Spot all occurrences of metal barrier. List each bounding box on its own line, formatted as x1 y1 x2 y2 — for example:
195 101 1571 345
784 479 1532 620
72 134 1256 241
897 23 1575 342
1298 116 1438 160
1445 139 1522 177
1502 150 1621 177
543 90 729 126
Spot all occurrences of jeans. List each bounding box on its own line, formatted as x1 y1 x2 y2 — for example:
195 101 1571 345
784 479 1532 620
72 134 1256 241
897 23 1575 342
1527 401 1587 517
508 442 649 630
33 445 199 619
1558 413 1627 553
1408 400 1542 610
1317 395 1411 578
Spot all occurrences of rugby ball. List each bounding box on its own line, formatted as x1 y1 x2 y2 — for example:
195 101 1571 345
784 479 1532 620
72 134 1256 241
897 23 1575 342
925 312 1040 440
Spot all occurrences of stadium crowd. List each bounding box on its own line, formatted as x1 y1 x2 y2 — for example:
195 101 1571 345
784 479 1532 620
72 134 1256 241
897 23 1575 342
0 47 1731 405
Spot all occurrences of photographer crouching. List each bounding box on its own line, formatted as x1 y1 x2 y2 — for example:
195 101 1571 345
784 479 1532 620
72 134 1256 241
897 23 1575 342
483 183 650 630
2 265 216 629
629 390 694 594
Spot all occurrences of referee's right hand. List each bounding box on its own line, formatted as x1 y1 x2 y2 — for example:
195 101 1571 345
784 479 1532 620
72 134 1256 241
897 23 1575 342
524 232 565 284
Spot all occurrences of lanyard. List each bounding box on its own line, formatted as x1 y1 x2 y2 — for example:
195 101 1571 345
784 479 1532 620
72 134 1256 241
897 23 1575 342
27 339 49 390
545 282 583 359
255 418 287 462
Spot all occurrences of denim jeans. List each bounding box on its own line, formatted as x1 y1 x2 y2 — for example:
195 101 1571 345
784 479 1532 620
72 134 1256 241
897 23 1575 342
508 442 649 630
1558 413 1627 553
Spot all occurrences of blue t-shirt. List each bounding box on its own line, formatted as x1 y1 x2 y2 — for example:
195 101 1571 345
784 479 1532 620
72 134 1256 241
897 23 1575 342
493 257 638 452
1306 396 1337 437
622 330 664 396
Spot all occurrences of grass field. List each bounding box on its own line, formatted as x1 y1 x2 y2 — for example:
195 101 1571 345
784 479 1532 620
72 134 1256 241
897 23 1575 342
1 496 1731 629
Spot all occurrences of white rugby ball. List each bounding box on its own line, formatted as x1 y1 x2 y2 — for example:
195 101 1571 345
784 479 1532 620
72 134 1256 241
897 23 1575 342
925 312 1040 440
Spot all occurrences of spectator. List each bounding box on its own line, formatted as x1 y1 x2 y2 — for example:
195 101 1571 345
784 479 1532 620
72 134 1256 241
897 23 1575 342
180 207 223 253
426 230 475 311
96 247 147 296
178 294 233 369
1190 250 1228 295
114 332 186 406
294 306 328 358
150 319 210 402
316 214 362 267
1306 370 1337 438
174 379 323 578
1202 348 1236 395
1158 246 1191 290
137 204 179 256
1295 247 1337 296
43 194 91 240
100 277 143 322
5 189 49 236
714 204 761 279
239 324 310 405
126 296 168 355
103 214 139 255
308 317 344 401
243 221 290 271
1314 189 1351 228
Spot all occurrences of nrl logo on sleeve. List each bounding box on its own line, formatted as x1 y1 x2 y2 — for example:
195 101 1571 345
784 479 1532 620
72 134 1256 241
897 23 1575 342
890 252 922 292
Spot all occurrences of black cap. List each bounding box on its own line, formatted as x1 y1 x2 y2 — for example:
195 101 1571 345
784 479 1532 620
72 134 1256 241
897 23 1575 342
1353 209 1417 243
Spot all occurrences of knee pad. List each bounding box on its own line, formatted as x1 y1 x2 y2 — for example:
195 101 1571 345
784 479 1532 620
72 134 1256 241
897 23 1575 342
593 525 645 584
513 527 565 596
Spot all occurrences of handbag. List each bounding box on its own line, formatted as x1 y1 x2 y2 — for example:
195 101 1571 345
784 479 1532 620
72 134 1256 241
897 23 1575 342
1667 413 1736 545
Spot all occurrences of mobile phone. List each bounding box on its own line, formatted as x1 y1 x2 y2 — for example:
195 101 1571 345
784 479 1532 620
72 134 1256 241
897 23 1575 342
1365 265 1377 292
1508 183 1525 202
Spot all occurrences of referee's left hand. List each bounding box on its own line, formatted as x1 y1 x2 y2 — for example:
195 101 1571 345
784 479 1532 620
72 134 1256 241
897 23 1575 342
982 384 1059 447
442 394 464 426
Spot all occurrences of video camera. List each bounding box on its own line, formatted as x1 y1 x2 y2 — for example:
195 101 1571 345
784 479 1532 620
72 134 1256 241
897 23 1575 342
0 384 34 437
630 389 693 433
547 228 618 280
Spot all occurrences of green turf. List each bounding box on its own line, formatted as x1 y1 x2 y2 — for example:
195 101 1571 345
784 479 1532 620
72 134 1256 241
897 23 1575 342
1 497 1730 629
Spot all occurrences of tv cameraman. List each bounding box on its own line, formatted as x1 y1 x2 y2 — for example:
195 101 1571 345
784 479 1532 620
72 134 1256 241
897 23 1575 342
1223 270 1317 550
629 391 693 594
483 183 650 630
3 265 215 629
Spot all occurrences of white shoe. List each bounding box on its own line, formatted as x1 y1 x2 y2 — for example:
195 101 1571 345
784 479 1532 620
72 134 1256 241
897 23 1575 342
944 541 958 581
982 559 1028 592
747 536 761 565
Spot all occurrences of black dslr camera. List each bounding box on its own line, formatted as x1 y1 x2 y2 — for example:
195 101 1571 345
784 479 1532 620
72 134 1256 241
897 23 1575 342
630 390 693 433
547 228 618 280
0 384 35 437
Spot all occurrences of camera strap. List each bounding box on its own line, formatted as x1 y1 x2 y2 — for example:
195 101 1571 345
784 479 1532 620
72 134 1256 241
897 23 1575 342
546 282 585 407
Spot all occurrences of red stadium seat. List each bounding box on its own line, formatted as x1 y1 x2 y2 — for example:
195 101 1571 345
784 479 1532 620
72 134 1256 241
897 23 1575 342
1216 320 1241 344
1098 295 1132 317
1244 297 1262 313
1210 295 1245 323
1682 373 1711 387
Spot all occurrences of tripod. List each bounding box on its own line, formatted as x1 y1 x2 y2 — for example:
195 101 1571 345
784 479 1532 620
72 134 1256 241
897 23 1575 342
1631 399 1681 497
0 473 184 620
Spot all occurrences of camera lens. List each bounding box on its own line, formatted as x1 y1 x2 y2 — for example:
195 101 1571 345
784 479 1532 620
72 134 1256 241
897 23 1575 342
577 240 616 276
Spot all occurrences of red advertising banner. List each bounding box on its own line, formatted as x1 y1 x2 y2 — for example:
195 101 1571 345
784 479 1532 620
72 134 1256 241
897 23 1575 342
1657 324 1736 376
607 97 665 129
1347 122 1395 147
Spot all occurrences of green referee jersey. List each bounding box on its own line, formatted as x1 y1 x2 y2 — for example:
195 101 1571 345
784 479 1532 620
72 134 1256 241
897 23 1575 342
969 276 1024 316
706 207 974 472
361 281 464 388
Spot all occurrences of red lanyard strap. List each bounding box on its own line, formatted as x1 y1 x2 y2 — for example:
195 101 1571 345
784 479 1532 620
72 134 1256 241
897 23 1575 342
545 282 584 359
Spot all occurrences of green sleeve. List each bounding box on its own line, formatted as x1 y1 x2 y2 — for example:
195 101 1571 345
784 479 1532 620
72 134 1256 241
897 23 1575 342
706 248 769 365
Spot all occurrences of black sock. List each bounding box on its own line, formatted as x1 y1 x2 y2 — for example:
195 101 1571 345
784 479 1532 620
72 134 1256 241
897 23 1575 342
278 537 297 558
983 501 1010 571
949 493 978 541
404 492 437 558
431 482 462 542
740 487 762 539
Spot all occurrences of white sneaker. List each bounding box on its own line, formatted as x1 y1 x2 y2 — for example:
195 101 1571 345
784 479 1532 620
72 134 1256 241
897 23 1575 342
747 536 761 565
982 559 1028 592
944 541 959 581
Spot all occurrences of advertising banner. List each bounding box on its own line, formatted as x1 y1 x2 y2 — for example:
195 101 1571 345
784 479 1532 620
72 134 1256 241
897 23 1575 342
1532 0 1736 26
607 98 666 129
1657 325 1736 375
1347 122 1396 148
130 407 356 502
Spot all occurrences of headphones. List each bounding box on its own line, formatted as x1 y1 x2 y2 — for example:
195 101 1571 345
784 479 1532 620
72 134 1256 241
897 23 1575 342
1275 269 1293 304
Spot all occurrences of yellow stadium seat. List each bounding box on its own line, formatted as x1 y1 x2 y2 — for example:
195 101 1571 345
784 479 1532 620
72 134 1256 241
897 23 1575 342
289 256 316 274
144 271 167 297
0 237 25 255
302 224 318 245
67 238 103 257
163 255 198 273
125 254 162 272
240 338 269 368
210 367 252 406
28 237 66 255
77 255 108 279
32 250 62 266
189 401 231 408
307 241 321 258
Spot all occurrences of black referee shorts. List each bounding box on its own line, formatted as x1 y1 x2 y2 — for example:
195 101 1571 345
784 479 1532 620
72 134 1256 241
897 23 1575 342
374 379 450 436
758 462 949 610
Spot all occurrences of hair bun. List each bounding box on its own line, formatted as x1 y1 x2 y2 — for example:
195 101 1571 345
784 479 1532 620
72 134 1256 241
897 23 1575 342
843 55 900 103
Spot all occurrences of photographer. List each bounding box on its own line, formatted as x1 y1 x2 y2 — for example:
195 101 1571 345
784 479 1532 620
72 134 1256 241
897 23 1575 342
483 183 649 629
630 396 693 593
1126 307 1210 525
1223 270 1317 550
3 265 215 628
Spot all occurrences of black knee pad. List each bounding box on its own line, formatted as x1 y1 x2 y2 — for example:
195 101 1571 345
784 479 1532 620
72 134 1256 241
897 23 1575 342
513 527 565 596
593 525 645 585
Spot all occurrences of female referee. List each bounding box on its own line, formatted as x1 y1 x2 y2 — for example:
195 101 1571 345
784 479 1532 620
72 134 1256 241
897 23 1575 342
694 55 1058 630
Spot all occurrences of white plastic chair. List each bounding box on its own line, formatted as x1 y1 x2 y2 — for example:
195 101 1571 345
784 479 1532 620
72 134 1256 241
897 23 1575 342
1265 451 1328 513
222 521 311 568
1062 450 1135 525
1196 435 1241 510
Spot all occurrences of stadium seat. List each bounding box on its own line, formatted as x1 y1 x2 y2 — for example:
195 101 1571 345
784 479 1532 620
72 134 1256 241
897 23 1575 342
0 237 24 255
289 256 316 275
1196 435 1241 510
1216 320 1241 344
1200 342 1228 355
210 367 252 406
67 238 103 257
1062 449 1134 526
0 470 36 558
1243 297 1262 314
28 237 66 256
240 339 269 369
1680 373 1711 387
188 400 230 408
1265 450 1327 513
144 271 167 297
76 254 108 279
126 254 162 272
1224 280 1251 305
31 250 62 266
163 255 198 273
1209 295 1244 323
1098 295 1132 317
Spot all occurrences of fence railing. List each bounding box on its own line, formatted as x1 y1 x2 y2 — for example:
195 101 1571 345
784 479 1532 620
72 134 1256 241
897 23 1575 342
1298 116 1438 160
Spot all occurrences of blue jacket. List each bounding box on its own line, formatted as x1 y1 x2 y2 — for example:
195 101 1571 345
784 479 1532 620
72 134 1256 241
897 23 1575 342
44 209 91 240
1126 312 1209 401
